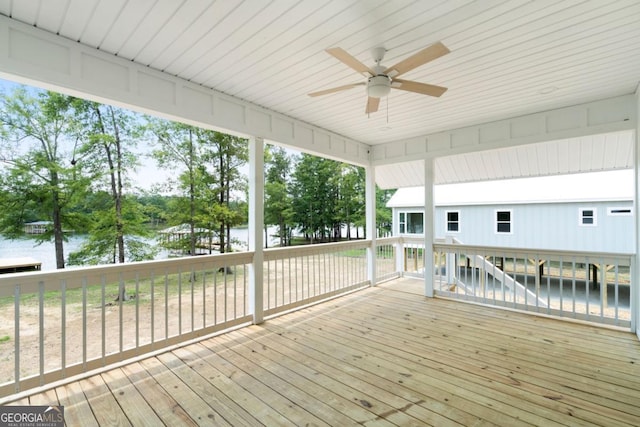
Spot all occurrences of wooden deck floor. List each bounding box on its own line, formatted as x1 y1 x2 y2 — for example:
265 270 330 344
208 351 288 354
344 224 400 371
8 278 640 426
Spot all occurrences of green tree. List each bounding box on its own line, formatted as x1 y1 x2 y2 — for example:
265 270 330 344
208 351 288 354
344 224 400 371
264 145 293 247
148 123 247 255
0 88 90 268
376 187 393 236
68 101 155 296
338 165 365 240
148 120 207 255
198 130 248 253
291 154 344 243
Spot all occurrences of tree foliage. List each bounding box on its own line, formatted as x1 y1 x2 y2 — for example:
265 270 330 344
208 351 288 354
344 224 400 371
264 145 293 247
147 121 248 255
0 88 90 268
67 101 155 281
0 84 390 274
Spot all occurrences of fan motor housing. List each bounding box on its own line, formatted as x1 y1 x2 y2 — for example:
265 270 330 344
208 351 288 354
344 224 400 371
367 74 391 98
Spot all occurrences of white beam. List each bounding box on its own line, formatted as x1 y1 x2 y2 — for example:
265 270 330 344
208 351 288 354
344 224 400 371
424 158 435 297
365 165 376 286
248 137 264 325
373 95 636 167
635 87 640 338
0 15 369 167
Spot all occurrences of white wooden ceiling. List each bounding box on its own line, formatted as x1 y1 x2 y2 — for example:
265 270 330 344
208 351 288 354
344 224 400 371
0 0 640 145
1 0 638 149
375 130 635 188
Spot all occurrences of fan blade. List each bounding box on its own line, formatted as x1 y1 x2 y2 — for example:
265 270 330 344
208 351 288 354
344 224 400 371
365 97 379 114
308 82 364 97
392 79 447 97
326 47 375 76
384 42 449 78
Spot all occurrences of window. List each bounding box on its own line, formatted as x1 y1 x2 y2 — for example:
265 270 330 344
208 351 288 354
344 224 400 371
607 207 632 216
398 211 424 234
495 210 511 233
446 211 460 232
579 208 597 226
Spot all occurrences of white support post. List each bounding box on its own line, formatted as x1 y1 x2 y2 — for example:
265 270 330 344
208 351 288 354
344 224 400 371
395 238 404 276
424 158 436 297
445 236 456 287
249 137 264 325
634 88 640 338
365 164 377 286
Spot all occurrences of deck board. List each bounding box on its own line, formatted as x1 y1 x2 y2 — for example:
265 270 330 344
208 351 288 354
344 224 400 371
8 278 640 426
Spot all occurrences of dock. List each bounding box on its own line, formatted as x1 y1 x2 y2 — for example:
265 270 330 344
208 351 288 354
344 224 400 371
0 257 42 274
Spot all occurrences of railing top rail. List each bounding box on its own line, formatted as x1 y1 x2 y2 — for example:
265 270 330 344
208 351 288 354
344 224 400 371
264 239 370 261
0 251 254 296
375 236 400 245
433 242 633 263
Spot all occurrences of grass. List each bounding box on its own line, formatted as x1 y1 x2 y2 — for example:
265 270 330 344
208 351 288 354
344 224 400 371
0 336 9 344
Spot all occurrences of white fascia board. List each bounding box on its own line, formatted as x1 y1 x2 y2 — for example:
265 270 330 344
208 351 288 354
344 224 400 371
372 95 637 166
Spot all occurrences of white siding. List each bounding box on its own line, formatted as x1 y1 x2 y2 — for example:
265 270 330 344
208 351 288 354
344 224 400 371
431 201 634 253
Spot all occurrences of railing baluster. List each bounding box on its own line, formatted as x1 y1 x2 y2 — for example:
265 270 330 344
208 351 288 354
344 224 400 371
164 271 169 341
82 277 88 368
224 265 228 323
101 276 106 363
213 266 218 325
571 259 576 318
119 273 124 354
191 266 195 332
600 259 606 321
14 284 20 392
243 264 248 316
585 257 590 322
288 257 292 302
546 261 551 315
135 273 140 349
61 279 66 376
150 272 155 344
233 264 238 320
178 268 182 336
201 268 207 327
559 257 564 313
614 262 619 325
39 282 44 382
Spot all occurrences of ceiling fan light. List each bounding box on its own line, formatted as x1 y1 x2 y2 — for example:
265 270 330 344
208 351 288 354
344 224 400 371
367 75 391 98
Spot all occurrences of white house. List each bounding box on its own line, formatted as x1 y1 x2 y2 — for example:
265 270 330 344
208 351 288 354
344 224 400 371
388 170 634 254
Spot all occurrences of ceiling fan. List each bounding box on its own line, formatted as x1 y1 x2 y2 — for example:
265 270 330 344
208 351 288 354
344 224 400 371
308 42 450 114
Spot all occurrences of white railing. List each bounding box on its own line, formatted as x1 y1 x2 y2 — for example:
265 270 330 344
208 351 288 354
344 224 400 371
434 243 633 328
0 252 253 398
0 240 376 399
374 236 401 282
2 236 632 399
263 240 370 317
376 236 633 328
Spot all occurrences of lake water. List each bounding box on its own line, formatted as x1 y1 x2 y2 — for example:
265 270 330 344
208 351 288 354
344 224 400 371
0 227 278 271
